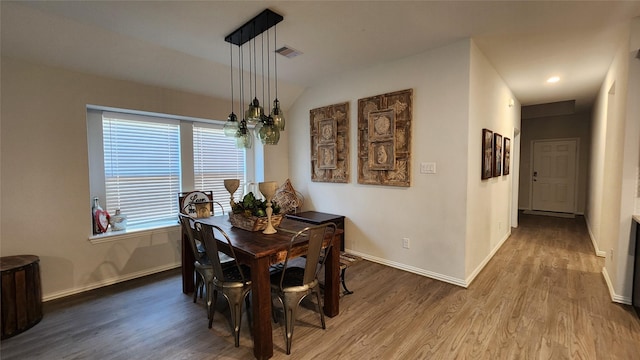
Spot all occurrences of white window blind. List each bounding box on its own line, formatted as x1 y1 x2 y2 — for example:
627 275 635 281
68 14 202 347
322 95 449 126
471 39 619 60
193 123 246 214
103 112 181 228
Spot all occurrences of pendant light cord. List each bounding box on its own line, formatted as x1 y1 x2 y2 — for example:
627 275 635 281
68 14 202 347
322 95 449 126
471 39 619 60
262 32 267 115
229 41 234 115
267 27 271 114
274 23 278 100
253 22 258 102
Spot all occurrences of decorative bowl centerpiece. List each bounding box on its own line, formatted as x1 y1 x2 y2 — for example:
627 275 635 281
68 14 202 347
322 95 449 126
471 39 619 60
229 191 282 232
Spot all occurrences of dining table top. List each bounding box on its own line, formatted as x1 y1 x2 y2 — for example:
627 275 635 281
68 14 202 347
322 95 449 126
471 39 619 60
195 215 341 262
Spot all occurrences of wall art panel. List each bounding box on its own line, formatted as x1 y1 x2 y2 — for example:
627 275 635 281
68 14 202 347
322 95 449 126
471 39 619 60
357 89 412 186
310 102 350 183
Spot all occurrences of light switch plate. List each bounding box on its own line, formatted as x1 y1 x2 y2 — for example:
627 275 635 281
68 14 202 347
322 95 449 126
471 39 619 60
420 162 436 174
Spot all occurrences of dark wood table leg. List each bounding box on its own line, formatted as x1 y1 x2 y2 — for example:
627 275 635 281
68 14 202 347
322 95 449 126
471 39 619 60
182 232 195 294
323 235 341 317
251 256 273 360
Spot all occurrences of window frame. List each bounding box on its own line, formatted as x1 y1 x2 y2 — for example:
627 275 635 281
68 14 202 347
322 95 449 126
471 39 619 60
87 105 257 242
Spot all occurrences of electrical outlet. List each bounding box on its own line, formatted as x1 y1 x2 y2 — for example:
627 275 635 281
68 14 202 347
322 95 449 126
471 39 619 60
402 238 410 249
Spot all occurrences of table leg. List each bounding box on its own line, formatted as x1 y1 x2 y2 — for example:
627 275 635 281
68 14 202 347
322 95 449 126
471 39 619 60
323 235 341 317
251 256 273 360
182 232 195 294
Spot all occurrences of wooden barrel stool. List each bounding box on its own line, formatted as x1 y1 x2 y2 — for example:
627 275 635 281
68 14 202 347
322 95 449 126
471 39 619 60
1 255 43 340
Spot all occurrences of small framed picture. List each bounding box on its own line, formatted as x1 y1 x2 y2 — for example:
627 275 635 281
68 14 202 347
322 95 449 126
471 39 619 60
482 129 493 179
318 119 337 144
503 137 511 175
318 144 337 169
493 133 503 177
368 109 395 141
368 141 395 170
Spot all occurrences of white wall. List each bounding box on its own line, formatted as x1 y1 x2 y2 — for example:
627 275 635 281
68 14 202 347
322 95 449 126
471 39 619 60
616 17 640 301
588 17 640 303
288 39 516 286
0 57 239 300
466 41 521 282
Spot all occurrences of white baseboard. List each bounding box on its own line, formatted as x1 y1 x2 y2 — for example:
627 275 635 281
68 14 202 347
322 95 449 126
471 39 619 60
347 230 512 289
43 262 181 302
601 266 632 305
346 250 467 288
465 230 512 286
523 210 575 218
584 215 607 257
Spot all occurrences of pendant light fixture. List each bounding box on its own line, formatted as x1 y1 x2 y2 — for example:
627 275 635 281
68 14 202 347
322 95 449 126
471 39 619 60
258 24 279 145
224 9 284 148
223 41 239 137
270 23 285 132
245 29 263 124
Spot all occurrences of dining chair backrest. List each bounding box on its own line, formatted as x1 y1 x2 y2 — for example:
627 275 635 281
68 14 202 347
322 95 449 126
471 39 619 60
179 213 205 263
195 221 247 283
178 190 225 218
278 222 337 290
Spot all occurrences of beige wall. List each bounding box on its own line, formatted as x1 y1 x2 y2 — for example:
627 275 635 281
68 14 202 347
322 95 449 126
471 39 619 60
466 41 521 281
518 112 591 214
2 37 520 298
587 17 640 303
288 39 518 286
0 57 235 299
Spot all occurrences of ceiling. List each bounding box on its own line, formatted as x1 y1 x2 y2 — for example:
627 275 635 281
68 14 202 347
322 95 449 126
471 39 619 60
3 1 640 114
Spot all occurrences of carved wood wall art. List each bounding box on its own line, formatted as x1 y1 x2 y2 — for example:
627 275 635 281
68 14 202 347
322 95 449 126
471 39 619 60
310 102 350 183
357 89 412 186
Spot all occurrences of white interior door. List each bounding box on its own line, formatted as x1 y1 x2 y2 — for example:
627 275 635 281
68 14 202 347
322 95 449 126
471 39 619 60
531 139 577 213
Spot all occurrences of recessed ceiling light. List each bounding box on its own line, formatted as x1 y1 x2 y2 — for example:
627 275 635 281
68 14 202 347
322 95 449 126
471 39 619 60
547 76 560 83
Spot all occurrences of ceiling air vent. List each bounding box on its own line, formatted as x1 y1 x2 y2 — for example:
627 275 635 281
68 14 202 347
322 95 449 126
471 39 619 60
276 46 303 59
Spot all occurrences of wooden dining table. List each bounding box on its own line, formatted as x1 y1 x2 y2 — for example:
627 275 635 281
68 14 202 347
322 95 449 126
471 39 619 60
180 214 343 360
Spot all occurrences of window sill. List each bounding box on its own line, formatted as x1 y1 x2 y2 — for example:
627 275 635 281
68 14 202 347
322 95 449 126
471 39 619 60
88 220 180 244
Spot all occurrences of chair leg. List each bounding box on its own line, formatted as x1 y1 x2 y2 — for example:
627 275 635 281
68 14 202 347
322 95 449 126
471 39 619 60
281 293 304 355
282 301 296 355
272 294 282 323
313 287 326 329
340 268 353 295
245 293 253 333
208 283 217 329
193 272 201 303
226 289 250 347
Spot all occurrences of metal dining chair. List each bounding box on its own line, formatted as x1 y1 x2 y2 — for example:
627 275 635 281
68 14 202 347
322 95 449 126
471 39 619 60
179 213 214 305
269 222 337 355
179 214 233 310
196 221 252 347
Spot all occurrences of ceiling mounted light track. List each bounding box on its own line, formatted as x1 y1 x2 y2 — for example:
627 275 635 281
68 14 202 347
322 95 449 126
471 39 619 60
223 9 285 147
224 9 283 46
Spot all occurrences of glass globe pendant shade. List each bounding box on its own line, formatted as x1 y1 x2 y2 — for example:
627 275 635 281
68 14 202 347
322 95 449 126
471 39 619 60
236 129 253 149
258 117 280 145
223 112 240 137
271 99 285 131
245 98 263 124
254 118 264 139
236 120 253 149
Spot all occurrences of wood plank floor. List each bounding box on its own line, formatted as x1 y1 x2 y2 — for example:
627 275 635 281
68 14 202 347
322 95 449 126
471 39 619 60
2 213 640 359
